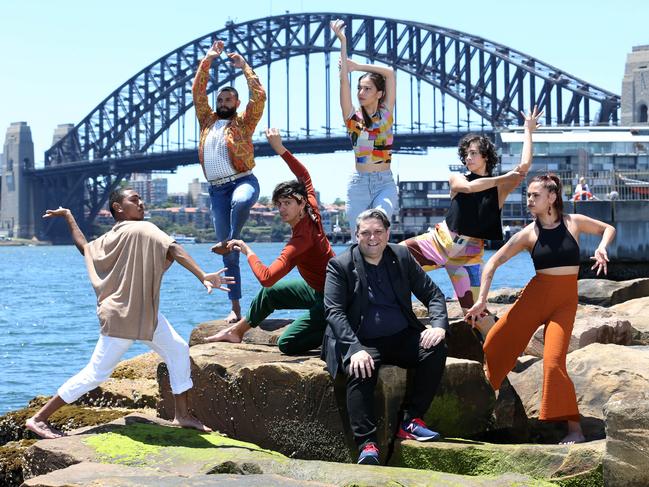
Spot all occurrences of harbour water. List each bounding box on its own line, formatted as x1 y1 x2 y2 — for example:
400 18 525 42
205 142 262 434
0 242 535 415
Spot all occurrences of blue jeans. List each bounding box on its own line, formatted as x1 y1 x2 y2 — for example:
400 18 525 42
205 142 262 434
208 174 260 301
346 169 398 242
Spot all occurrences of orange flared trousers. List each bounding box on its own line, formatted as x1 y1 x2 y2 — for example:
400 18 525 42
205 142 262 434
483 273 580 422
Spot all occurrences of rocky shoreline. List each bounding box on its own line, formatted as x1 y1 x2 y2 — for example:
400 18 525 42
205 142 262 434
2 278 649 486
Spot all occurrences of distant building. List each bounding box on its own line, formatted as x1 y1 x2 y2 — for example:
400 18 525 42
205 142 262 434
149 207 211 228
168 192 189 207
622 45 649 125
398 180 450 234
151 178 168 206
499 126 649 223
188 178 210 209
248 202 277 226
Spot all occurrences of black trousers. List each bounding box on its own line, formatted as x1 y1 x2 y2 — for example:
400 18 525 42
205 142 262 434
344 327 447 448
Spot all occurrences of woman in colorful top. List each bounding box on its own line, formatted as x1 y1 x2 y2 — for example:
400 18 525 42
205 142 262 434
401 107 542 337
465 174 615 444
330 19 398 242
205 128 335 354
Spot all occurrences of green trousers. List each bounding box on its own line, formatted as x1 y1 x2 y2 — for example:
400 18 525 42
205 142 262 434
246 279 326 355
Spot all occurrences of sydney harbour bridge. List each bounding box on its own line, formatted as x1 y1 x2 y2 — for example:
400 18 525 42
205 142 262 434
23 12 620 240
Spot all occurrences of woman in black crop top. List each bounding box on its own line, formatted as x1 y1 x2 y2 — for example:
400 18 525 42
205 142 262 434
402 107 542 337
466 174 616 444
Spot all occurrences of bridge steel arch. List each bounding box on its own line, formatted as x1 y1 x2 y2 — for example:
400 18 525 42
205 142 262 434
36 13 621 241
45 12 620 166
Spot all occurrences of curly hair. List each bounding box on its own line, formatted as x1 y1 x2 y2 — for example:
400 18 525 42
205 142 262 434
457 134 499 176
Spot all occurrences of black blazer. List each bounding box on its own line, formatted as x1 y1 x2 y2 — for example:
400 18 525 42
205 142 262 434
322 243 448 378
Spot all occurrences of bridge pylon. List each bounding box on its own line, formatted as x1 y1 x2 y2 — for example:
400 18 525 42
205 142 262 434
1 122 35 239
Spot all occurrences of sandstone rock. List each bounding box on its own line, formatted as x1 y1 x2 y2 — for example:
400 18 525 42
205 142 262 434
189 319 286 347
424 358 495 439
578 278 649 307
157 343 497 461
390 437 604 485
610 296 649 344
445 318 484 362
525 305 633 357
603 391 649 487
513 355 541 373
22 414 553 486
487 287 522 304
0 439 35 487
0 396 132 446
23 462 332 486
509 344 649 440
487 378 530 443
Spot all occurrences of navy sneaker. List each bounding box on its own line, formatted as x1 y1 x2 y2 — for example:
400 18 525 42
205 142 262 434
397 418 441 441
357 442 380 465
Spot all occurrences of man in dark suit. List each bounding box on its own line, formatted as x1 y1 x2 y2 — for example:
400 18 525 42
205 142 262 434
323 209 448 465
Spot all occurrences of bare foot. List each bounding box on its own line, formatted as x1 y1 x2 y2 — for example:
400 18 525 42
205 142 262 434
211 242 231 255
223 310 241 324
172 415 212 432
26 417 65 439
559 431 585 444
204 326 244 343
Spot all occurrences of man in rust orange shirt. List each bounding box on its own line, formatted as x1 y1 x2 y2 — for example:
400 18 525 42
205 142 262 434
205 129 335 354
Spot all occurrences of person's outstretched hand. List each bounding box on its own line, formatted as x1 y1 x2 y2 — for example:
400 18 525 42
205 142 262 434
330 19 345 40
590 247 609 276
43 207 70 219
206 40 224 60
202 268 235 293
521 105 543 133
227 52 246 69
265 128 286 155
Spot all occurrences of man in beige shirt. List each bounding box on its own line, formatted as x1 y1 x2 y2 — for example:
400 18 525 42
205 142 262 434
26 188 232 439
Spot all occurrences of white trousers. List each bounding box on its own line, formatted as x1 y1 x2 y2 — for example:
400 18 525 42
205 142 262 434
58 313 192 403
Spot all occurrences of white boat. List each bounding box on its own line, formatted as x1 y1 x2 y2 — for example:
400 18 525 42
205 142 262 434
171 234 196 244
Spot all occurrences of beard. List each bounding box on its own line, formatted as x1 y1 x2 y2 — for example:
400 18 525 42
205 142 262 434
216 106 237 119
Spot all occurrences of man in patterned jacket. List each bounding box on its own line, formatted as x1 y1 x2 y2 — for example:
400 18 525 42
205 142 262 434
192 39 266 323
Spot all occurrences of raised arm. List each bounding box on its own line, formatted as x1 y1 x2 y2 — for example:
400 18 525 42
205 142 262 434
571 214 616 276
167 242 234 293
330 19 354 120
450 170 524 195
192 41 222 127
42 207 87 255
265 128 316 202
465 227 532 323
228 52 266 133
348 60 396 111
517 106 542 175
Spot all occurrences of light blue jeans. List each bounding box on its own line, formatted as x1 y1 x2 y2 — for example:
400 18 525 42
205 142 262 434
208 173 260 301
346 169 398 242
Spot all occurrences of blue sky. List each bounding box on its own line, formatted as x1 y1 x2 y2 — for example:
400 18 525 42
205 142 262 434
1 0 647 202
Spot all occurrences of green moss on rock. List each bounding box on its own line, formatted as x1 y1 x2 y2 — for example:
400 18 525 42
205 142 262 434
85 422 286 471
392 441 603 486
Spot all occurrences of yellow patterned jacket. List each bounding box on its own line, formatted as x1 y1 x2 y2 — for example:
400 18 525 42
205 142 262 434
192 57 266 174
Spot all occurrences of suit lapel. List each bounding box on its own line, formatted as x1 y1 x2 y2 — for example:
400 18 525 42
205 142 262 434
351 245 369 307
385 248 408 309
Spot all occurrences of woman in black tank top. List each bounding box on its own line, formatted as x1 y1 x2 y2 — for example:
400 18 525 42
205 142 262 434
401 107 542 338
466 174 616 445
